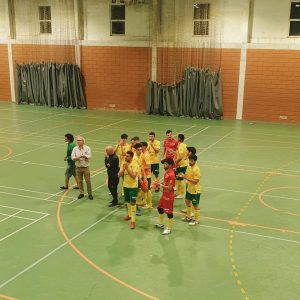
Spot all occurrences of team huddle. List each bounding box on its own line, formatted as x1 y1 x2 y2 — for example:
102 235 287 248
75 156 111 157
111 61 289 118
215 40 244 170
61 130 202 235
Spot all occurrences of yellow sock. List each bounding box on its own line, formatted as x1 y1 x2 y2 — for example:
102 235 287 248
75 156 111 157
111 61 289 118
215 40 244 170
136 190 143 205
147 190 152 207
194 208 200 222
167 218 173 229
127 203 131 217
131 204 136 222
179 180 185 196
175 180 179 192
159 213 164 225
186 206 192 218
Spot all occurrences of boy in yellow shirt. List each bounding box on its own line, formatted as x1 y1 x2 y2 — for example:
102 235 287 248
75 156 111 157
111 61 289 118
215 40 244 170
179 154 202 225
147 132 161 191
118 151 139 229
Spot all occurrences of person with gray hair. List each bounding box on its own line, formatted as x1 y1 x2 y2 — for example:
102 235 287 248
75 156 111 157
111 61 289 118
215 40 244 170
71 136 93 200
105 146 120 207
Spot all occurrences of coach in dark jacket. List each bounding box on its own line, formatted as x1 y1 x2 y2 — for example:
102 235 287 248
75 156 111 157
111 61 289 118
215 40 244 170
105 146 120 207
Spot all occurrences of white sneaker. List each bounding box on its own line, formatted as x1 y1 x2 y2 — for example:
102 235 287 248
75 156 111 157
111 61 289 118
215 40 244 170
175 195 184 199
189 220 199 226
162 228 171 235
155 223 164 229
181 216 193 222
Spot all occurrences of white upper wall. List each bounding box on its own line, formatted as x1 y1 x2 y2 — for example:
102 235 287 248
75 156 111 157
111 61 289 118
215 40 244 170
84 0 150 41
251 0 294 42
0 1 9 41
0 0 299 47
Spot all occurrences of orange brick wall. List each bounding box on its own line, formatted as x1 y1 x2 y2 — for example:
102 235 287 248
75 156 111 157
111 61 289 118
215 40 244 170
0 44 11 101
244 50 300 123
81 46 151 110
12 44 75 64
157 48 241 119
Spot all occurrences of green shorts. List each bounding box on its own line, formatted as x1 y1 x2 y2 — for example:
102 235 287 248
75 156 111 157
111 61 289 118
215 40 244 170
151 163 159 176
185 191 201 206
175 166 187 180
65 164 76 178
123 187 138 203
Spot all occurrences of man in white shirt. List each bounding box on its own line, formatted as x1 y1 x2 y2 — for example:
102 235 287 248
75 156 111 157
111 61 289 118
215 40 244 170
71 136 93 200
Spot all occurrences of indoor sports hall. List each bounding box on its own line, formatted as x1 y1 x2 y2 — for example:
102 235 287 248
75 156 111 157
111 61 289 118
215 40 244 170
0 1 299 300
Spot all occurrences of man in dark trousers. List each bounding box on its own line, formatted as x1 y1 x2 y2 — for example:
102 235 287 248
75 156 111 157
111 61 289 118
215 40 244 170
105 146 120 207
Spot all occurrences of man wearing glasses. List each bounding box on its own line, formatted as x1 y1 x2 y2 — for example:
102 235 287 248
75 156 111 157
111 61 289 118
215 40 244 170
71 136 93 200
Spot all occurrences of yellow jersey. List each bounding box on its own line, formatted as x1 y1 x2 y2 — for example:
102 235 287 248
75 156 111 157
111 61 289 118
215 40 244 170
133 153 143 177
115 143 130 167
176 142 188 167
147 140 160 164
141 151 151 178
122 160 139 188
186 164 202 194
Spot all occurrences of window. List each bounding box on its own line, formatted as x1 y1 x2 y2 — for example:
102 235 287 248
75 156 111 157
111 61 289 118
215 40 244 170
289 1 300 36
39 6 52 34
111 0 125 35
193 3 210 36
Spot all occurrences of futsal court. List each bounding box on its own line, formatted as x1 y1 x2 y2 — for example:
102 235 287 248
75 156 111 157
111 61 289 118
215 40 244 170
0 101 299 300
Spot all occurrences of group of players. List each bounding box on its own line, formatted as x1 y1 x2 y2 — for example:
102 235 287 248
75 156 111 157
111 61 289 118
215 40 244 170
105 130 202 235
60 130 201 235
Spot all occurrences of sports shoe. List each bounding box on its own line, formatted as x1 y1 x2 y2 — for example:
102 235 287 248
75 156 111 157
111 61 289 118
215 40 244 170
175 195 184 199
60 186 68 190
130 222 135 229
180 208 187 213
78 194 84 199
88 194 93 200
124 215 131 221
189 220 199 226
181 216 193 222
73 186 79 190
154 223 164 229
136 207 142 216
162 228 171 235
109 202 118 207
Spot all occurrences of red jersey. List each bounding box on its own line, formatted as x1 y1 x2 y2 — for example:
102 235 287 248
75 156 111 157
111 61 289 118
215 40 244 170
158 168 175 214
164 138 178 160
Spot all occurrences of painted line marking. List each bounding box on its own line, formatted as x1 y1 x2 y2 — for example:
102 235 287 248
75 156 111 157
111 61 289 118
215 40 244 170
0 214 49 242
0 209 118 289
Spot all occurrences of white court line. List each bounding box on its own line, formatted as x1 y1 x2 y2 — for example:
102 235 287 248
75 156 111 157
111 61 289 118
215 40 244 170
0 214 49 243
198 131 233 155
0 208 119 288
0 113 68 132
205 186 300 202
1 143 55 162
0 185 74 200
80 119 128 135
0 191 68 204
200 224 300 245
0 211 23 223
185 126 210 141
0 204 49 215
7 160 65 169
0 212 36 221
202 159 300 174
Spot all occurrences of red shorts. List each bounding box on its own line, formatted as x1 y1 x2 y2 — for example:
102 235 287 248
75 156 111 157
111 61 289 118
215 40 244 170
157 192 174 214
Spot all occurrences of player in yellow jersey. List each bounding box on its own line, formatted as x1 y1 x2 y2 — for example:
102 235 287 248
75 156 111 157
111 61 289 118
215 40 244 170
118 151 139 229
114 134 130 196
147 132 161 192
140 141 153 208
114 134 130 168
133 143 143 216
179 154 202 225
175 134 188 199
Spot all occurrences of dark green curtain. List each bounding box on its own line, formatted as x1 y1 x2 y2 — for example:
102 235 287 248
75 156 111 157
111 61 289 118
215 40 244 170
16 63 86 108
147 68 223 119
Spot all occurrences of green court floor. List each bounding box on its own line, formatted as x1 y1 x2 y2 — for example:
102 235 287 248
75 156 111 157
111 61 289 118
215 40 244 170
0 101 299 300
